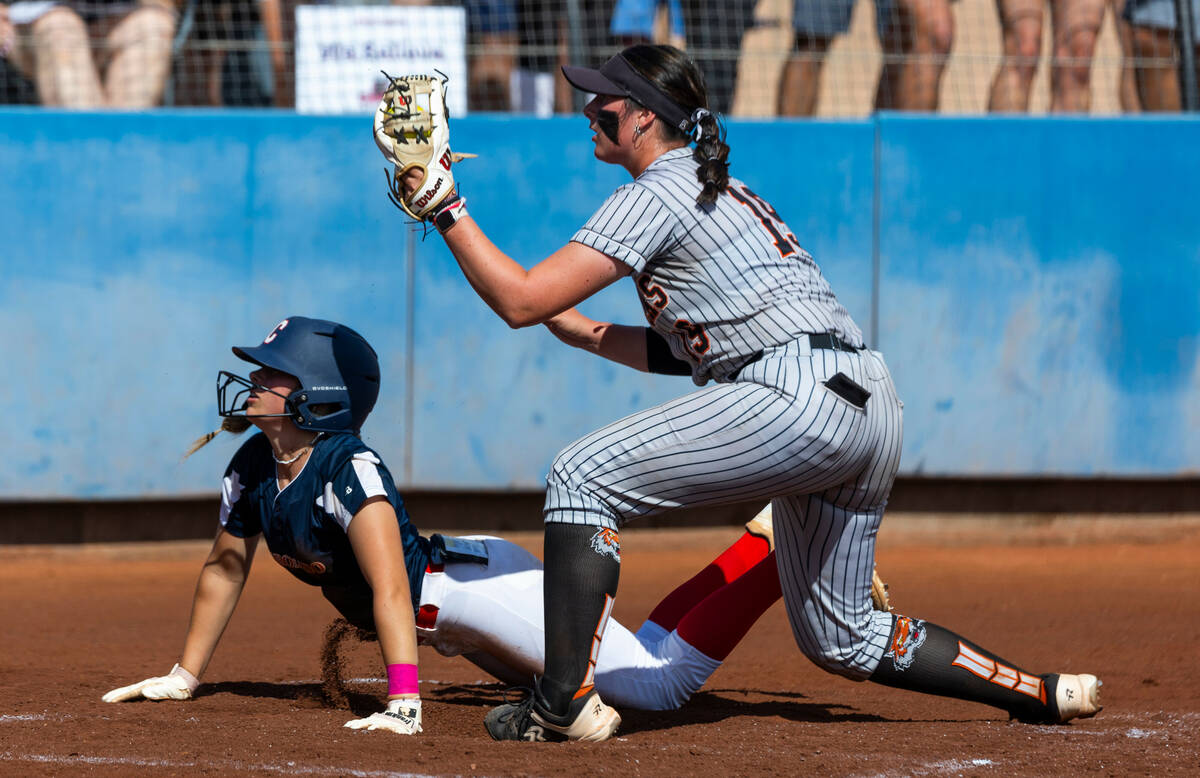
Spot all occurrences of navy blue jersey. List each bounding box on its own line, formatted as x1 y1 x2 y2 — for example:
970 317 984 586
219 432 431 631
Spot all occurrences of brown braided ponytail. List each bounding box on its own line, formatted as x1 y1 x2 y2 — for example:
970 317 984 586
619 44 731 208
183 415 251 460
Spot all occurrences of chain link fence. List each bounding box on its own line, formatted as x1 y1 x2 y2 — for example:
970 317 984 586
1 0 1196 111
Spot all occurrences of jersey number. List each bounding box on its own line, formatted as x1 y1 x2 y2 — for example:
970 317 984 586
674 319 710 358
728 185 803 259
636 273 669 325
637 273 710 359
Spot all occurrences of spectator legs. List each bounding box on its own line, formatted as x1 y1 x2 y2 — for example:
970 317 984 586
470 31 516 111
1109 0 1141 111
777 33 833 116
988 0 1042 111
876 0 953 111
104 1 175 108
26 7 103 107
1131 24 1193 110
1049 0 1105 111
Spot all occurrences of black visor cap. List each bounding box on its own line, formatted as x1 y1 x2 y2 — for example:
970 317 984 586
561 53 692 133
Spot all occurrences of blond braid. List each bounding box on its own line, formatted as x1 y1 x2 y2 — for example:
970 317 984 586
183 416 252 460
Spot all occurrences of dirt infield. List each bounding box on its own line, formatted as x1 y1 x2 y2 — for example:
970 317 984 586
2 515 1198 776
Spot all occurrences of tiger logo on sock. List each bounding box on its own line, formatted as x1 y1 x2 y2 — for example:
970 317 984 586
885 616 927 671
589 528 621 562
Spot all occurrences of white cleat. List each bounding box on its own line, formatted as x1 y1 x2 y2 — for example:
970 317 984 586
485 688 621 742
745 504 774 552
540 690 622 742
1053 673 1103 722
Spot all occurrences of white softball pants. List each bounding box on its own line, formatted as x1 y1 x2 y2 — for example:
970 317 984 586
543 338 904 680
415 536 720 711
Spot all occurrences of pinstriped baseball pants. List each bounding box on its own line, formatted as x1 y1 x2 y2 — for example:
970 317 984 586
544 338 904 679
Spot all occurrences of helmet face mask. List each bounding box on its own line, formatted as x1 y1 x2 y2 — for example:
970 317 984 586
216 370 299 422
217 317 381 434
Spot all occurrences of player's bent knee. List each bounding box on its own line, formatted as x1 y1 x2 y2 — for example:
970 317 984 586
544 455 621 527
803 646 876 680
791 624 886 680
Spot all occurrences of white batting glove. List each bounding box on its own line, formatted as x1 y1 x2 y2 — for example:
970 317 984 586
102 664 199 703
344 698 423 735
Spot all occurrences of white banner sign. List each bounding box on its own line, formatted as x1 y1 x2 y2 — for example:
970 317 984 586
295 5 467 116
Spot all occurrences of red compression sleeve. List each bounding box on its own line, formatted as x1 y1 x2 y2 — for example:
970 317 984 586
675 552 783 661
645 531 771 632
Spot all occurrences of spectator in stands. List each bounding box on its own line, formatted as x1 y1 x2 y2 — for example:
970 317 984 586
173 0 271 106
256 0 292 106
1110 0 1141 110
1125 0 1199 110
1048 0 1109 111
1 3 13 57
677 0 757 114
987 0 1107 112
778 0 952 114
610 0 684 47
512 0 618 115
779 0 882 115
511 0 569 115
777 0 844 116
875 0 954 110
1 0 177 107
464 0 517 111
0 4 39 102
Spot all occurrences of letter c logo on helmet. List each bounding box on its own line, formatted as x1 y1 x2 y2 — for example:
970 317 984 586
262 319 289 344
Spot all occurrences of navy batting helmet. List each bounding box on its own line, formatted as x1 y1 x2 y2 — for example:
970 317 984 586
217 316 381 434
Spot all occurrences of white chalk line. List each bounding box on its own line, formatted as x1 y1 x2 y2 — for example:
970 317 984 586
0 751 438 778
853 711 1200 778
857 757 997 778
0 713 70 723
282 677 495 686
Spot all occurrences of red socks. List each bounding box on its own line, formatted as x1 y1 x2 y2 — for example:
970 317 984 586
674 553 783 661
645 531 771 632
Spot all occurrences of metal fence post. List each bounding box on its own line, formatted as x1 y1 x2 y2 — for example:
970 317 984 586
1173 0 1200 109
565 0 588 113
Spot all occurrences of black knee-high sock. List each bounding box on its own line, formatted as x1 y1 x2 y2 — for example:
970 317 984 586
870 615 1057 722
538 523 621 718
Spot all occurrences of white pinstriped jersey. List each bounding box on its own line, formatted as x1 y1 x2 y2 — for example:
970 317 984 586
572 146 863 385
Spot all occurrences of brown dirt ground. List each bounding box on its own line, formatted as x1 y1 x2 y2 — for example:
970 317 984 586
1 515 1198 776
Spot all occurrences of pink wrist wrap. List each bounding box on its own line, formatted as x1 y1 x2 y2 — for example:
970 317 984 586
387 663 419 696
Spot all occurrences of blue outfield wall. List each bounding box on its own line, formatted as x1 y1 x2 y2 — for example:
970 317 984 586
0 110 1196 498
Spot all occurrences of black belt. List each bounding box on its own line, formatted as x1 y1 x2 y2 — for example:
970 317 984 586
729 333 862 381
807 332 863 353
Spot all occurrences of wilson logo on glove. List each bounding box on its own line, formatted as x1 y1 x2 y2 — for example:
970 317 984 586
412 178 443 210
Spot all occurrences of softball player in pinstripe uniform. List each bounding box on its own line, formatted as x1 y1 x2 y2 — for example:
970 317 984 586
413 44 1100 741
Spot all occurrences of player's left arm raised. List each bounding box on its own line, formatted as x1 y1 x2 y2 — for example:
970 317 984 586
375 74 629 328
